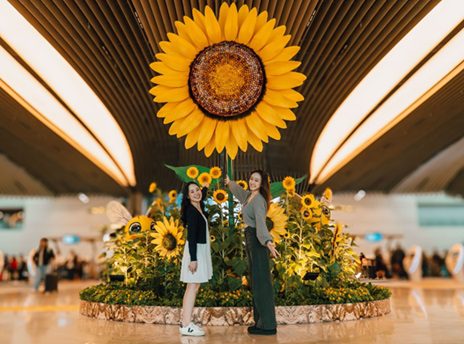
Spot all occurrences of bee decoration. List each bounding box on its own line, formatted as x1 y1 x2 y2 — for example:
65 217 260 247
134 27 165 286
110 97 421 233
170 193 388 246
106 201 155 241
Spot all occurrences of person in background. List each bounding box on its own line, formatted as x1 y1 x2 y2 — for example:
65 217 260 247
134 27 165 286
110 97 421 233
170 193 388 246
374 248 390 279
32 238 55 291
391 243 408 279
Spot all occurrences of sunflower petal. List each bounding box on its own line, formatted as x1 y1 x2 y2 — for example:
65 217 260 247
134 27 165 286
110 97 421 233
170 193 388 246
263 89 298 108
247 127 264 152
197 117 217 150
215 121 230 153
249 18 276 51
192 9 207 35
282 89 305 102
231 120 248 151
177 109 204 137
204 138 216 157
254 10 268 33
167 33 197 60
265 61 301 75
159 41 176 55
185 124 202 149
218 2 229 36
151 74 187 88
266 46 300 64
153 86 189 103
237 8 257 44
184 16 209 49
276 107 297 121
261 120 281 140
174 21 196 46
245 112 268 142
155 53 190 72
224 3 238 41
157 102 178 118
259 35 291 62
149 61 178 76
163 99 196 124
237 5 250 27
267 72 306 89
226 137 239 159
204 6 222 44
255 101 287 128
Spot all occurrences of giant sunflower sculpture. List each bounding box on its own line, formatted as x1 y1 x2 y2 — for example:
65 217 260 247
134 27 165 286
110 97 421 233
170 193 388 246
150 3 306 159
266 203 288 243
151 217 185 259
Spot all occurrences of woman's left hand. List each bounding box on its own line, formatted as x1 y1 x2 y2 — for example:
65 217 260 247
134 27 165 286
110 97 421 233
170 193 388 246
266 241 280 258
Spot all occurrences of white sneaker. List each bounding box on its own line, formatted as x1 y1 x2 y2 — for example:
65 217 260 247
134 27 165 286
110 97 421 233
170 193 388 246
179 323 205 336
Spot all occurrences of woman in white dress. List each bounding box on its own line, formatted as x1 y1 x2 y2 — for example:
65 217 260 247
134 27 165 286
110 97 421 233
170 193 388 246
179 181 212 336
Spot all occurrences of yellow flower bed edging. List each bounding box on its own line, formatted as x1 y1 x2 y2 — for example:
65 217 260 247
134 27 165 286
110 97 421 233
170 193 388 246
80 298 390 326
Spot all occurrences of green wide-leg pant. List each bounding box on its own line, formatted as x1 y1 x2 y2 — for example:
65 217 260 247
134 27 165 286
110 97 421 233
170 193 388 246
245 227 277 330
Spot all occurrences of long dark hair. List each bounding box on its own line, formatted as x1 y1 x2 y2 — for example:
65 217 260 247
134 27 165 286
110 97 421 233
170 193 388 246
180 181 206 225
249 169 271 210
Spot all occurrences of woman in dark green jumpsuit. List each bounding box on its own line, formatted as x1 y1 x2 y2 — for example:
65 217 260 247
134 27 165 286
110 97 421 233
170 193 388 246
226 170 279 335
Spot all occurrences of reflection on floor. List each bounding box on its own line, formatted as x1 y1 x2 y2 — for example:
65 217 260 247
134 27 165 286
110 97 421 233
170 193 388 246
1 279 464 344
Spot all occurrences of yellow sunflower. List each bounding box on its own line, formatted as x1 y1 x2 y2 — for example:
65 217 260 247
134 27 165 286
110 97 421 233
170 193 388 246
287 187 296 197
237 180 248 190
266 203 288 243
301 194 316 209
213 189 228 204
168 190 177 203
210 166 222 179
198 172 212 185
301 208 312 222
186 166 199 179
323 187 333 202
282 176 295 191
148 182 157 193
151 217 184 259
150 3 305 159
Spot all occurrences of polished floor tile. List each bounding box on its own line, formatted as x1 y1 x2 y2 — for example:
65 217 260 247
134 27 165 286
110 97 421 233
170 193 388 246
1 279 464 344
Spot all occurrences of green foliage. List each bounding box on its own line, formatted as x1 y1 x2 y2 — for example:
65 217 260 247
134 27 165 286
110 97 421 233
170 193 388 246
270 175 307 198
84 168 390 308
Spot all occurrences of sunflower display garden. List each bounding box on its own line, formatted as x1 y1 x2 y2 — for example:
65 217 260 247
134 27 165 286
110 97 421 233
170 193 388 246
80 3 390 325
80 165 391 324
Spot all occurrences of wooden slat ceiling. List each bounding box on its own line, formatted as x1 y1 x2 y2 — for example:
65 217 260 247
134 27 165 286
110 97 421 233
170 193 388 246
318 69 464 195
2 0 461 196
0 89 125 195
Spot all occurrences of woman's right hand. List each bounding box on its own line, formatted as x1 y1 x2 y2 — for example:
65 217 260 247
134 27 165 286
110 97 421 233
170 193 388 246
224 175 230 186
188 261 198 274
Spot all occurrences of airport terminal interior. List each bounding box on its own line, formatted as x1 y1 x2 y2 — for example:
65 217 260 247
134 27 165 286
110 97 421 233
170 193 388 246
1 1 463 343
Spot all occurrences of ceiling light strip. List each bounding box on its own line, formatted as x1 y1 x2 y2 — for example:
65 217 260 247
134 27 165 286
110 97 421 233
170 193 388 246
0 47 128 187
310 0 464 183
0 1 135 186
317 30 464 184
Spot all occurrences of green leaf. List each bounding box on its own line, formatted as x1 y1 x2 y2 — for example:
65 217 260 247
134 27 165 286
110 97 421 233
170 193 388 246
227 277 242 291
270 175 307 198
231 259 247 276
165 164 211 183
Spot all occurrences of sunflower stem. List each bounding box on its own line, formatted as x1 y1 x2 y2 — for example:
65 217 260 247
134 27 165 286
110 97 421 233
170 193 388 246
226 155 235 233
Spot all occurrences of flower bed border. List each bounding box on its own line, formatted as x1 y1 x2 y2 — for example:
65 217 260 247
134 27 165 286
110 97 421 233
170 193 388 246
80 298 390 325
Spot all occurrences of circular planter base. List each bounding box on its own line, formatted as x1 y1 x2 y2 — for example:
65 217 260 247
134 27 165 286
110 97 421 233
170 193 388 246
80 298 390 325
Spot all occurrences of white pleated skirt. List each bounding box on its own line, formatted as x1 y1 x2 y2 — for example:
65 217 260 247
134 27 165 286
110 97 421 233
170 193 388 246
180 230 213 284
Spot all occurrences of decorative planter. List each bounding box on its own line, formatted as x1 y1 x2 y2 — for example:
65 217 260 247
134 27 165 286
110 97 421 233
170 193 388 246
80 298 390 325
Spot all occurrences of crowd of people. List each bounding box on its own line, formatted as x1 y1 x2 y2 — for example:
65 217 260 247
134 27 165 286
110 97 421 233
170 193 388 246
0 240 88 283
360 244 451 279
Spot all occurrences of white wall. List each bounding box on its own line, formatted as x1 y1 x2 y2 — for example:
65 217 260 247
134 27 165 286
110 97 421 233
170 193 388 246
0 195 119 261
332 192 464 258
1 192 463 262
